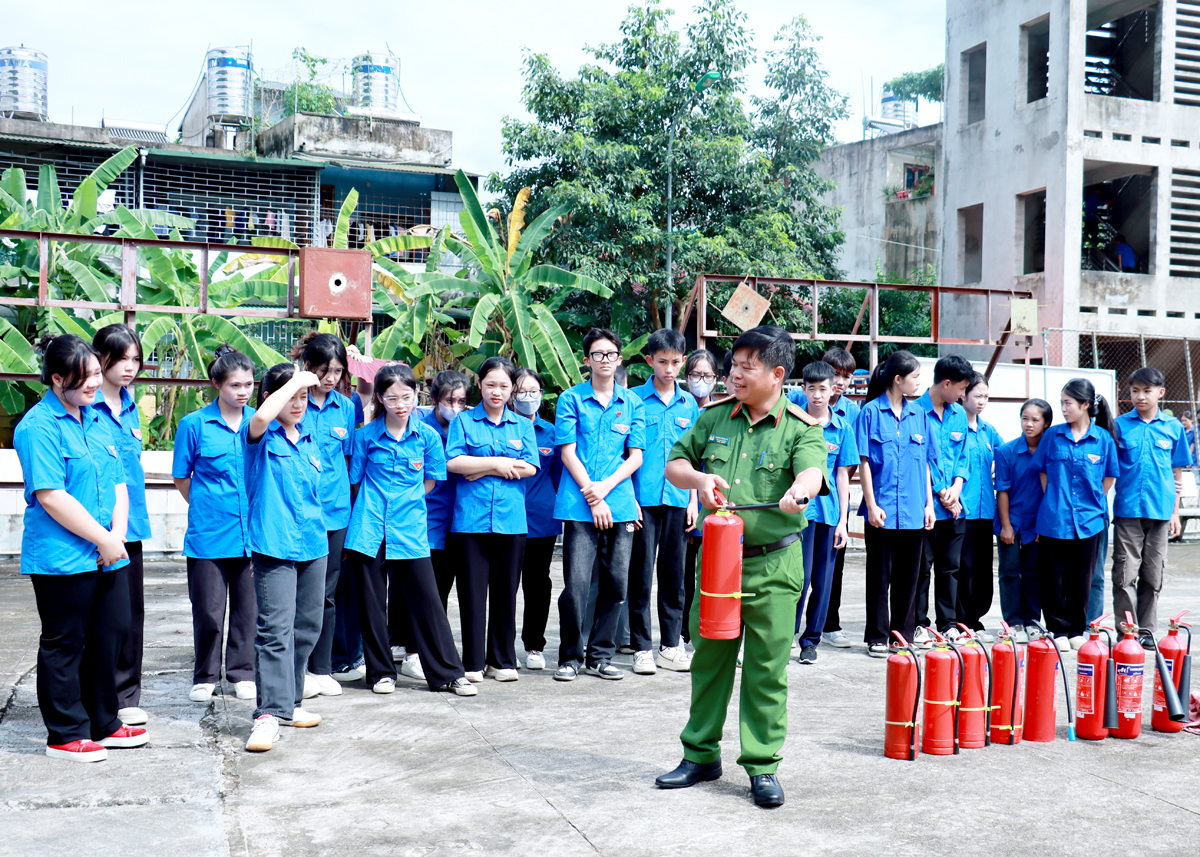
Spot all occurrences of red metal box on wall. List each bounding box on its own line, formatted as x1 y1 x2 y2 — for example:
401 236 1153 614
298 247 373 320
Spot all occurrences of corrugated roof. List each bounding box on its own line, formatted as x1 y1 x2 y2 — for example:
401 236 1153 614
0 131 118 150
106 127 171 144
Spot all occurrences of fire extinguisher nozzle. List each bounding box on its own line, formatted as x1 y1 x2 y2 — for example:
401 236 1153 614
1068 725 1076 742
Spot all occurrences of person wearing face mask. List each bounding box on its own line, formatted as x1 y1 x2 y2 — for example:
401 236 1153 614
680 349 719 645
511 369 562 671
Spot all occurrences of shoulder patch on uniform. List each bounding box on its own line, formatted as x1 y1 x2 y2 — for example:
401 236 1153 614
787 404 818 426
702 395 736 410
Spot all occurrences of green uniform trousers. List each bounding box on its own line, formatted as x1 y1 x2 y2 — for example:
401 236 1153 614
681 538 804 776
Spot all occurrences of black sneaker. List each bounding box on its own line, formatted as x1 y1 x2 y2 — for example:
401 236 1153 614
1138 631 1157 651
798 645 818 664
584 661 624 680
554 663 579 682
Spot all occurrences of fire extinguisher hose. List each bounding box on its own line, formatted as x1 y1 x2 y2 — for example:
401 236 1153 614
957 625 994 746
944 640 965 755
890 631 922 761
1051 639 1076 741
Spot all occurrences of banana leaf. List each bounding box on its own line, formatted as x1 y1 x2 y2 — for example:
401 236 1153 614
0 168 27 211
36 164 62 216
49 307 97 340
139 316 176 363
468 293 502 348
506 202 569 277
251 235 300 250
83 146 139 194
61 259 116 303
525 265 611 297
364 234 434 256
530 303 582 386
332 189 358 250
503 291 537 371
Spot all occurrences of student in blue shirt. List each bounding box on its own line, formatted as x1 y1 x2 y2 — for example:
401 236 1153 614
511 368 562 672
173 346 258 705
16 334 146 762
1112 367 1194 635
856 350 938 658
680 349 719 644
554 328 646 682
346 363 475 697
793 361 857 665
1031 378 1119 650
417 371 469 612
290 333 355 700
994 399 1052 642
243 364 328 753
629 329 700 675
788 347 860 650
956 372 1004 640
91 324 151 728
913 355 972 642
446 357 539 682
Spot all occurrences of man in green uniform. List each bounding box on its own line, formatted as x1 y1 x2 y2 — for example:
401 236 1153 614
656 325 829 808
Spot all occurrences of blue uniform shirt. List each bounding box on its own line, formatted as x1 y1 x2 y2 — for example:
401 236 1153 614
346 416 447 560
806 411 859 527
553 380 646 523
915 391 970 521
94 386 150 543
15 392 128 575
306 389 354 532
446 403 539 534
245 420 327 562
1031 422 1119 539
855 395 940 530
632 379 699 508
993 437 1045 539
961 418 1003 521
1113 409 1193 520
173 402 254 559
524 416 563 539
787 389 861 426
416 407 457 550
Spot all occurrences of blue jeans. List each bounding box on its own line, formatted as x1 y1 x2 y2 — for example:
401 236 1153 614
795 522 838 646
558 520 634 668
252 553 327 719
1088 525 1109 624
997 534 1040 627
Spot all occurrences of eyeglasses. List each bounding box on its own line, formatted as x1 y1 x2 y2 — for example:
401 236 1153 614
381 396 416 407
589 351 620 363
687 373 717 383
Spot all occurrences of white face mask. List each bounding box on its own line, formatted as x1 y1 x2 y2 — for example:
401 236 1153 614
437 404 464 423
513 392 541 416
688 378 716 400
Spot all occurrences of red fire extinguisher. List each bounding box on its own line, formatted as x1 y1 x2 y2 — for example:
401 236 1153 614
1024 621 1076 743
1075 614 1117 741
1112 611 1147 740
921 627 963 756
990 621 1024 745
955 625 991 749
698 490 781 640
1150 610 1190 733
885 631 922 761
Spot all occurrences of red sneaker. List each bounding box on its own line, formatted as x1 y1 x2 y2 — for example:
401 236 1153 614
46 740 109 762
98 725 149 748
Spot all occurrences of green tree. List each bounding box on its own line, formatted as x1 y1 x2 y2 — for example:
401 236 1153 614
883 64 945 106
493 0 848 340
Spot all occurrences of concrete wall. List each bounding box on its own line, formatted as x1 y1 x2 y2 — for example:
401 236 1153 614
257 113 453 165
179 74 209 147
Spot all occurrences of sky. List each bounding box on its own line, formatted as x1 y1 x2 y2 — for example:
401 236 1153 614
7 0 945 177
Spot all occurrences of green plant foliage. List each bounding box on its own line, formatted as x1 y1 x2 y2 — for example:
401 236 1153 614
883 64 945 105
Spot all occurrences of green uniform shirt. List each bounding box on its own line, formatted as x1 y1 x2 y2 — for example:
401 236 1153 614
668 393 830 548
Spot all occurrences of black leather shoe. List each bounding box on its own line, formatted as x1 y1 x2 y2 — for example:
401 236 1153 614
655 759 722 789
750 773 785 808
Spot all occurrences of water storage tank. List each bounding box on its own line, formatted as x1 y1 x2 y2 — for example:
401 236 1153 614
351 52 399 113
879 89 914 129
0 46 49 121
206 46 253 124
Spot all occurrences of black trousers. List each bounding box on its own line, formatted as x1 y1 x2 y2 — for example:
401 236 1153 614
308 527 347 676
521 536 557 652
186 555 257 684
1039 533 1102 638
916 517 966 632
864 526 925 646
114 541 144 709
31 568 130 745
355 546 464 689
957 519 995 631
682 535 701 644
824 546 847 633
628 505 687 652
459 533 526 672
432 536 461 612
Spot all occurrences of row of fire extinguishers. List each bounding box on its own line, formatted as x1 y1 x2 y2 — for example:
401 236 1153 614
884 610 1192 760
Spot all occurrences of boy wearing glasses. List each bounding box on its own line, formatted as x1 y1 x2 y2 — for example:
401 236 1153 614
629 329 700 675
553 329 646 681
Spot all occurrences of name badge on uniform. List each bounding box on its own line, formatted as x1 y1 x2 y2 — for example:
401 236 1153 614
708 435 729 445
1158 439 1173 449
509 438 524 449
676 417 691 429
310 455 322 471
613 424 629 435
333 427 347 438
132 429 142 440
1087 454 1101 464
911 434 925 444
951 432 963 442
409 459 423 471
538 447 552 456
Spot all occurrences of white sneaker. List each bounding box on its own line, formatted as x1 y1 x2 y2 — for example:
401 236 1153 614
118 707 147 725
632 650 657 675
373 677 396 694
791 634 802 657
974 629 995 643
737 642 744 668
656 646 692 672
390 646 407 663
1069 635 1086 650
246 714 279 752
822 630 852 648
302 674 320 699
400 654 425 681
284 707 321 727
234 681 256 700
1055 636 1070 652
464 670 484 683
312 674 342 696
332 665 364 682
189 683 215 702
524 651 546 670
1012 625 1029 644
485 665 520 681
913 627 934 649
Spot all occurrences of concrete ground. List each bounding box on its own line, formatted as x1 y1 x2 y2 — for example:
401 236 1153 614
2 548 1200 857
